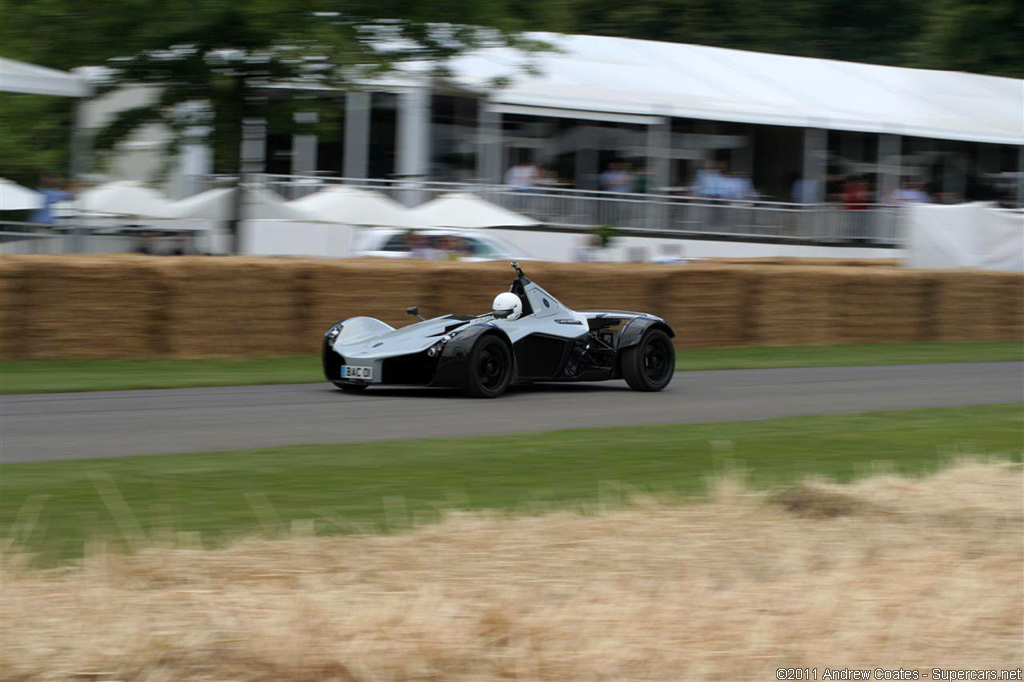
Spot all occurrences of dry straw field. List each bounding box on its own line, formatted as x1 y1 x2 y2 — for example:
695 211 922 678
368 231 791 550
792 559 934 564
3 461 1021 681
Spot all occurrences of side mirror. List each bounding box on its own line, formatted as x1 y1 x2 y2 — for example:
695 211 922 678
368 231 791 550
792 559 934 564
407 306 425 321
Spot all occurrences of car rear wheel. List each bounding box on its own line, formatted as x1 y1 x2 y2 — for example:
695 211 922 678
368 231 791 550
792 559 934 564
465 335 513 398
621 328 675 392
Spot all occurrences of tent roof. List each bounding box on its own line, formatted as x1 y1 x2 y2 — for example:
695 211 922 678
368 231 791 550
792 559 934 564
290 186 414 227
77 181 174 218
168 187 313 222
0 178 44 211
0 57 91 97
407 193 540 229
429 33 1023 146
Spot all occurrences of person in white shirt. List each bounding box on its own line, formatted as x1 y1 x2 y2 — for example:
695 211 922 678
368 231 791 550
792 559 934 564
890 180 931 204
504 161 538 191
695 160 726 198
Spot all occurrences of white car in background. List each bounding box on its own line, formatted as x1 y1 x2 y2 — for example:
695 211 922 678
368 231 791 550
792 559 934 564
356 228 532 262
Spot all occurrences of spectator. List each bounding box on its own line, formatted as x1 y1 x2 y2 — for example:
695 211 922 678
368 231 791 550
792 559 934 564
535 167 559 188
408 231 436 260
694 160 726 198
504 161 538 191
790 173 821 204
841 175 871 210
135 230 160 255
600 162 635 193
723 171 756 200
633 165 651 193
29 173 75 225
891 180 931 204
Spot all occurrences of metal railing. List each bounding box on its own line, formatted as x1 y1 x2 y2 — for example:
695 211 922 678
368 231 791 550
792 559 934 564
195 174 904 246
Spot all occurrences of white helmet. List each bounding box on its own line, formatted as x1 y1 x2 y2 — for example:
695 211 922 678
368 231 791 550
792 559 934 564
492 292 523 321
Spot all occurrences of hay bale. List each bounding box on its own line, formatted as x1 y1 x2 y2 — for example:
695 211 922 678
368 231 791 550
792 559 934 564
989 273 1024 341
658 265 748 347
707 257 901 268
162 257 305 357
930 271 996 342
746 266 838 346
523 262 664 315
15 255 163 358
0 257 33 359
305 259 437 354
431 262 517 317
829 269 931 343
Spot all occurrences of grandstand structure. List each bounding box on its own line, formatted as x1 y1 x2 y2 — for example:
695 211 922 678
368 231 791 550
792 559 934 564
86 33 1024 245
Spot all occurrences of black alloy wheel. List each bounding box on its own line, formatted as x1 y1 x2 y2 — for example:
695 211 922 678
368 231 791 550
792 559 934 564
466 335 513 398
621 328 675 392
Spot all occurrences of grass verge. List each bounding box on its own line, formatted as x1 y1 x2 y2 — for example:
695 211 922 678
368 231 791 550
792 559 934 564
1 341 1021 394
2 403 1020 561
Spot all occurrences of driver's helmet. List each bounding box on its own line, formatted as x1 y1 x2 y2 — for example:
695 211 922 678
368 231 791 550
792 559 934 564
492 292 523 321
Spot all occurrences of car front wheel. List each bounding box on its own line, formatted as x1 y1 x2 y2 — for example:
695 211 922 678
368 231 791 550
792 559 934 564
621 328 675 392
465 335 513 398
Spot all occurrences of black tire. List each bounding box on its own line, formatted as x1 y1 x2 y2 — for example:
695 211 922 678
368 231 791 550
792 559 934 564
620 328 675 392
334 382 369 393
465 335 513 398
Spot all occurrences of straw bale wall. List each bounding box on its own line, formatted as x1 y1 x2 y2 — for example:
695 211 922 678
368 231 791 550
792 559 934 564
0 255 1020 359
931 270 1024 343
657 266 750 347
829 269 933 343
2 256 161 358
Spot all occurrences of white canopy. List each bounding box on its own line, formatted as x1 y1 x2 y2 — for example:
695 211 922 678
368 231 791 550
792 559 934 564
0 178 44 211
429 33 1024 146
76 181 174 218
406 193 540 229
0 57 91 97
289 186 414 227
168 186 313 221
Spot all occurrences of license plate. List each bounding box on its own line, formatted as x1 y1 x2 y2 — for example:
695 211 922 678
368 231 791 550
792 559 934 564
340 365 373 381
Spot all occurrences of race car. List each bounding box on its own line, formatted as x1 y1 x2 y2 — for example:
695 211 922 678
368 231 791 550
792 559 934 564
322 262 675 398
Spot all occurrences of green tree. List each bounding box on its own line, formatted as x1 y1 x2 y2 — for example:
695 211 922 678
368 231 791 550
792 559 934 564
1 0 550 234
11 1 545 249
0 95 75 188
914 0 1024 78
564 0 923 68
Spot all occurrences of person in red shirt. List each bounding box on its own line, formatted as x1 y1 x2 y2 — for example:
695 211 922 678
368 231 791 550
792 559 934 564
842 175 871 210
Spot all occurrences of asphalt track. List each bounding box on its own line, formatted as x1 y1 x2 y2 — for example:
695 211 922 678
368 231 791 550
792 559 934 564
2 362 1022 463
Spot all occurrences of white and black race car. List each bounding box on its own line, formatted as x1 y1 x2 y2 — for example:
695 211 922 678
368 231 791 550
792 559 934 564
323 262 675 398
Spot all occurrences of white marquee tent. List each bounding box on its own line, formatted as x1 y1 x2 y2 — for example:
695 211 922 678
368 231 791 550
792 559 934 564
0 57 91 98
168 186 312 222
424 33 1023 146
0 178 44 211
289 186 414 227
406 193 540 229
76 181 175 219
